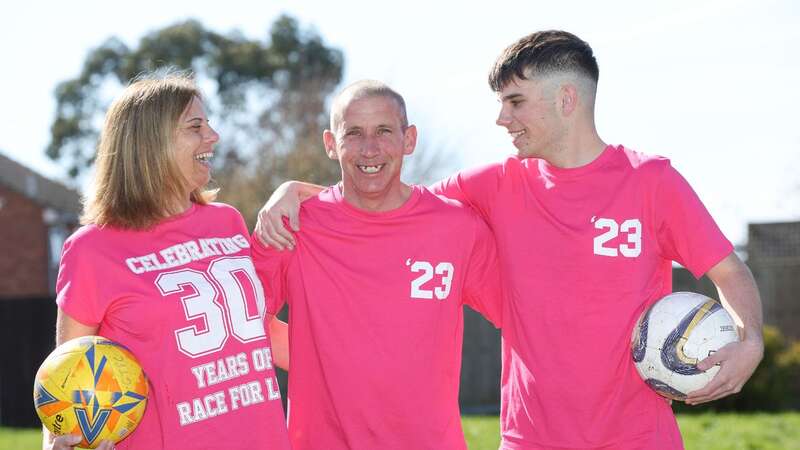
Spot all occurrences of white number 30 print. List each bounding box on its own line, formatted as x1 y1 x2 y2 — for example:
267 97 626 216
156 257 266 358
593 218 642 257
409 261 454 300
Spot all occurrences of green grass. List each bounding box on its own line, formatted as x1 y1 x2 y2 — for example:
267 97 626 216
461 413 800 450
462 415 501 449
676 412 800 450
0 427 41 450
3 413 799 450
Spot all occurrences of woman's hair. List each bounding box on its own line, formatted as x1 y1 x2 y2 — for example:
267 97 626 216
82 70 216 229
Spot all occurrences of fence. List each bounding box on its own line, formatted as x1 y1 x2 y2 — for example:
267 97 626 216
748 222 800 341
0 300 502 426
460 308 501 413
0 297 56 427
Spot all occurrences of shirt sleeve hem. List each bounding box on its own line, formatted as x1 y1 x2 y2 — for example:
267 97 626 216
688 243 734 279
56 297 102 328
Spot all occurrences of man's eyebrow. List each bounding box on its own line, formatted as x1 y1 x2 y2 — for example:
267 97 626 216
501 93 524 101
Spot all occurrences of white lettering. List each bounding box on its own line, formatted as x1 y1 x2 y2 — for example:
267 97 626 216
206 239 224 256
177 391 228 426
234 353 250 376
232 234 250 249
265 377 281 400
160 248 178 267
125 235 254 274
149 253 166 270
125 258 144 274
190 365 207 388
410 260 455 300
211 359 228 384
191 397 208 422
174 244 192 264
252 347 273 372
229 381 265 410
199 239 217 258
189 352 250 388
185 241 204 260
220 238 239 255
140 255 156 271
177 402 193 425
203 391 228 418
593 217 642 258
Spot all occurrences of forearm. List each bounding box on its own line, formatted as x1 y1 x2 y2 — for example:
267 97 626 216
256 181 323 249
56 309 99 345
42 426 52 450
284 181 324 201
686 252 764 403
708 253 763 343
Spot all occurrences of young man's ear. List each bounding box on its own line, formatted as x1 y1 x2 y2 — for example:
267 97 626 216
323 130 338 160
560 84 579 116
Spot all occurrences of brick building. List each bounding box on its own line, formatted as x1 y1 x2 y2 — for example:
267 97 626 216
0 152 80 298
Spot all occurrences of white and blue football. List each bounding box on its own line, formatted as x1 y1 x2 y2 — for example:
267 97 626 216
631 292 739 400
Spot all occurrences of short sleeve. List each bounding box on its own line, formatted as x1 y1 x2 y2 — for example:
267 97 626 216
654 164 734 278
461 214 503 328
56 234 105 326
250 235 293 315
430 162 505 222
228 204 251 236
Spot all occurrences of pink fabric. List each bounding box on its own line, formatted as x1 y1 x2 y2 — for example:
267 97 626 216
56 203 290 450
252 185 502 450
432 145 733 449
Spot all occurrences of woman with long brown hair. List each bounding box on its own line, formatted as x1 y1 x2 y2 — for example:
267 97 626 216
45 71 290 450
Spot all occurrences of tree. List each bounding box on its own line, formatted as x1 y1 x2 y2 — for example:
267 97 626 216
47 17 460 227
46 15 344 197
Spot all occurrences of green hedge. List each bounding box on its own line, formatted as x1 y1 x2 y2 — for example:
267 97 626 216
675 325 800 412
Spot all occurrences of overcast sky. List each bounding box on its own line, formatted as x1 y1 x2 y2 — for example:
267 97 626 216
1 0 797 244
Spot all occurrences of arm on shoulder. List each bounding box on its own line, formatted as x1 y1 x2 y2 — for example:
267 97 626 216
255 181 324 251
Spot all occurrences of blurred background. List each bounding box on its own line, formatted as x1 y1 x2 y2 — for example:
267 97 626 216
1 1 798 448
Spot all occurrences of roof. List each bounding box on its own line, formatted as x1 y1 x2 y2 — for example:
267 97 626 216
0 151 81 215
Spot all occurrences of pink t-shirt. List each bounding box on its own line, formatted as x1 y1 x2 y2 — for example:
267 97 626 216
56 203 290 450
433 145 733 450
251 185 503 450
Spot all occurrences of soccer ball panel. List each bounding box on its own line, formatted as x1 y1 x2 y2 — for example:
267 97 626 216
631 292 739 400
34 336 149 448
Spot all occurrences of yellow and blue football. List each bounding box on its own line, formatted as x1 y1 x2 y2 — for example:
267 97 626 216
34 336 149 448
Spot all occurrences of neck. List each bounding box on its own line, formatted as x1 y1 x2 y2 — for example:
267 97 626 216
339 183 412 212
548 121 607 169
164 196 193 218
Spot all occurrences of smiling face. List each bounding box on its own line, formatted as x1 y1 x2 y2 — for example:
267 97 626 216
495 76 566 160
324 94 416 211
174 96 219 198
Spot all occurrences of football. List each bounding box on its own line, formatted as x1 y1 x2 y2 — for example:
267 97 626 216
34 336 149 448
631 292 739 400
